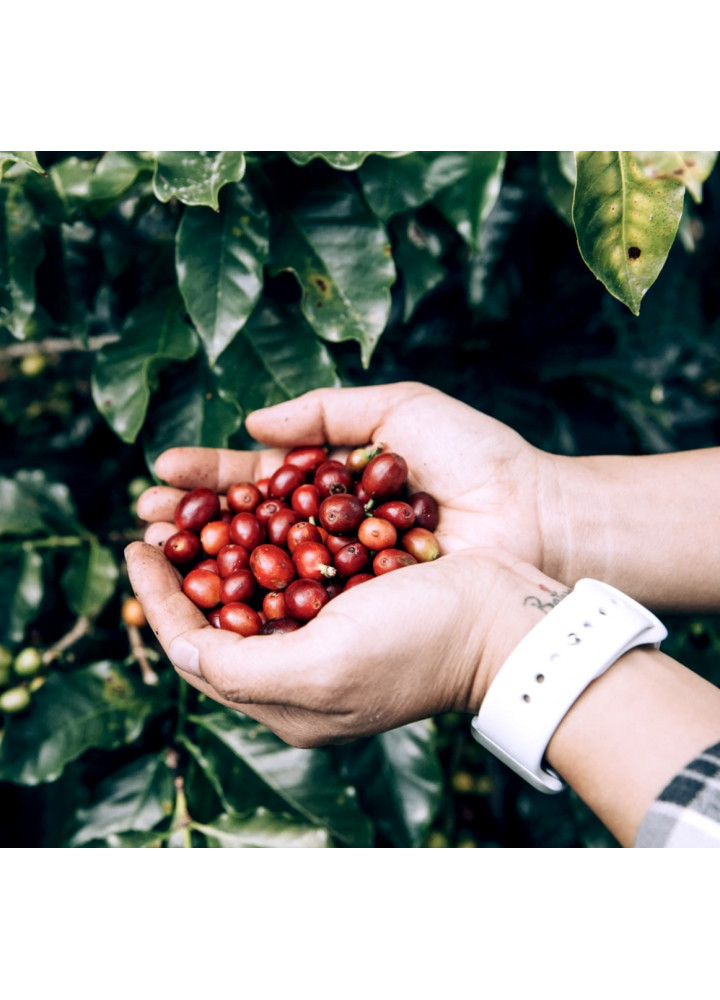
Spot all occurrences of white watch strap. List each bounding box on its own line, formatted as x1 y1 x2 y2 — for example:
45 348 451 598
471 579 667 793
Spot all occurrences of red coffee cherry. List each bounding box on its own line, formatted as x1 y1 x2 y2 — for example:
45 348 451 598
314 460 353 498
319 494 365 534
290 483 321 520
216 544 251 577
219 602 262 636
220 569 257 605
325 531 358 555
182 568 222 608
267 508 300 547
259 617 301 634
358 517 397 551
164 530 201 565
374 499 415 531
268 464 307 500
207 608 223 628
200 520 232 556
263 591 287 620
255 498 288 527
284 579 330 622
195 558 220 575
226 482 262 513
291 541 337 580
256 477 271 500
250 544 296 590
286 521 323 553
361 453 408 500
372 548 418 575
324 581 344 600
174 487 221 532
409 491 439 531
400 526 440 562
283 446 328 473
343 572 374 590
229 512 266 550
334 542 370 578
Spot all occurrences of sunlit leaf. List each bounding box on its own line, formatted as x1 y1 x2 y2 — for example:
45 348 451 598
0 183 44 339
195 808 332 847
390 215 447 321
61 541 118 619
434 151 506 251
0 470 82 537
359 151 470 219
176 180 269 363
153 152 246 210
0 152 44 180
539 151 576 226
573 151 685 315
632 151 717 203
287 151 408 171
6 550 44 644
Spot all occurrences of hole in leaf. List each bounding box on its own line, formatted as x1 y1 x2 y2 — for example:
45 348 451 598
628 246 641 260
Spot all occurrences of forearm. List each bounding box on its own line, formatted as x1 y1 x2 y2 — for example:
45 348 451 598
544 449 720 611
545 647 720 847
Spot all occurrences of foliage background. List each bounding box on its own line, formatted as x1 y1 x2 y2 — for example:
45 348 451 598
2 150 720 848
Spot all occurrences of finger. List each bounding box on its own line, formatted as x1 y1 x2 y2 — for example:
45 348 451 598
143 521 176 549
244 382 432 448
153 446 289 493
136 486 186 523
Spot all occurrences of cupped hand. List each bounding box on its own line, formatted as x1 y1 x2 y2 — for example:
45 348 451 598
137 381 557 569
125 538 559 747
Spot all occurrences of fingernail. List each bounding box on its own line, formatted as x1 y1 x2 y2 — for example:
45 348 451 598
169 637 201 677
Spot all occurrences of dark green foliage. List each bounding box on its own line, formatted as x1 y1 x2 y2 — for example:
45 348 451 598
1 151 719 848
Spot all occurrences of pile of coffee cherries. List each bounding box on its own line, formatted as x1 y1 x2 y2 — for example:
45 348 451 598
164 444 441 636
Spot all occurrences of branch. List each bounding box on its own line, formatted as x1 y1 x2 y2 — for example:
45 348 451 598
0 333 120 360
126 623 159 686
42 615 92 666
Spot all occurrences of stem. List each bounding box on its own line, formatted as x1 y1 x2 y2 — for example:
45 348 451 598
0 333 119 360
42 615 92 666
171 775 193 848
126 623 159 685
1 536 85 555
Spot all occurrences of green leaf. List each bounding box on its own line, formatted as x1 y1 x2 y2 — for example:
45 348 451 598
176 180 270 363
153 152 246 210
390 214 447 321
91 288 198 443
0 183 44 339
61 541 118 619
213 298 339 415
0 470 82 537
631 151 717 204
142 354 243 471
337 720 443 847
573 151 686 315
87 151 152 214
539 151 576 225
359 151 471 219
48 157 98 218
68 754 175 846
78 829 169 848
433 151 506 251
195 808 332 847
0 661 155 785
0 152 44 180
7 550 44 644
191 710 373 847
287 151 408 171
269 173 396 367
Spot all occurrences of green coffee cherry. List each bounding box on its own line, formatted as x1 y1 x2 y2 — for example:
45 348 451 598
0 685 31 714
0 646 13 687
13 647 43 678
127 476 152 500
19 352 47 377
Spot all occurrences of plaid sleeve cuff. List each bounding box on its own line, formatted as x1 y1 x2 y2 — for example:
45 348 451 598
635 742 720 847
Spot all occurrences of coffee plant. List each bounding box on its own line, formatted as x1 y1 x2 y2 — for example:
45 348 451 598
2 150 720 847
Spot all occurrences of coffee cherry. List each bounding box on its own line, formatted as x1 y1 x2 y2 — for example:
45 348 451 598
268 464 307 501
374 499 415 531
229 512 266 550
290 483 321 520
345 444 383 476
122 597 147 628
284 446 328 472
200 520 232 556
220 569 257 605
284 579 330 622
259 617 301 634
195 558 220 574
343 573 374 590
0 685 31 714
314 460 353 498
292 541 336 581
286 521 323 553
361 452 408 499
216 544 251 577
250 544 296 590
400 526 440 562
182 568 222 609
174 487 221 532
13 647 43 678
165 530 201 565
226 482 262 513
267 508 300 547
208 608 223 628
372 549 418 575
358 517 397 551
263 591 287 620
324 581 344 600
255 498 288 527
219 602 262 636
334 542 370 578
319 494 365 534
127 476 152 501
409 491 439 531
325 531 358 555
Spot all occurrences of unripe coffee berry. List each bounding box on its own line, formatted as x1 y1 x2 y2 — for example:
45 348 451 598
13 647 43 678
122 597 147 628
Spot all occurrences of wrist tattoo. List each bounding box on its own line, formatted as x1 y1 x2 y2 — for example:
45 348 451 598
523 587 572 614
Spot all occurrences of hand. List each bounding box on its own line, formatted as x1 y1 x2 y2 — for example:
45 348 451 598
125 539 562 747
